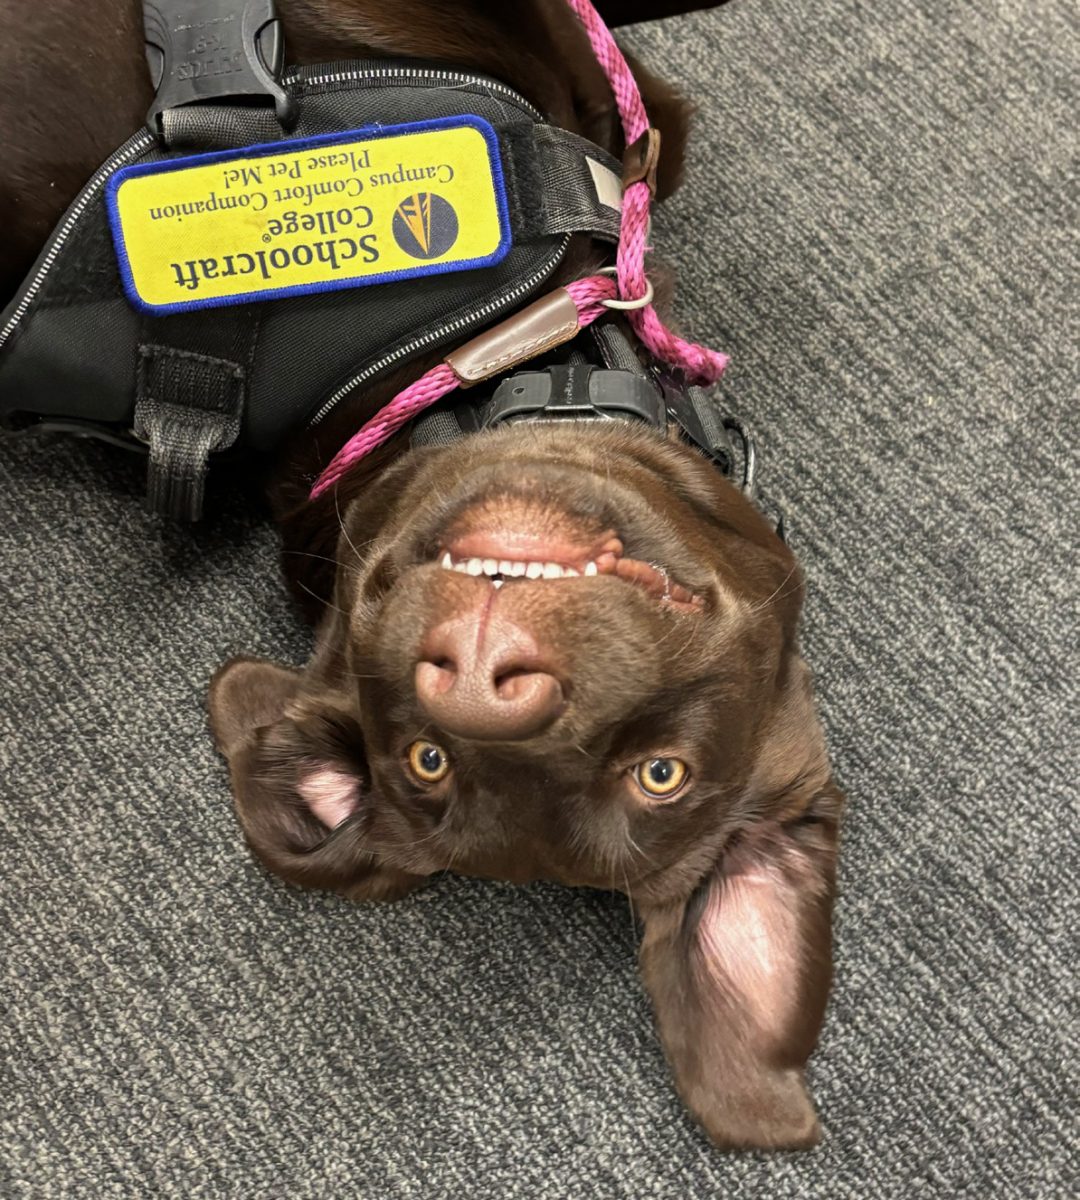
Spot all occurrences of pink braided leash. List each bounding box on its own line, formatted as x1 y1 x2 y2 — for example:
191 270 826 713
310 0 727 500
564 0 728 383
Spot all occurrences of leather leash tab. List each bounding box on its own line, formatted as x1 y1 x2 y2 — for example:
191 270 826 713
622 127 662 196
445 288 581 387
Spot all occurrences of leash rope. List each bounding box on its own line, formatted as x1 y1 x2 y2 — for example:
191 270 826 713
310 0 727 500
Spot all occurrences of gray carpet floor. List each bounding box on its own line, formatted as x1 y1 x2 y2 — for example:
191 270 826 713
2 0 1077 1196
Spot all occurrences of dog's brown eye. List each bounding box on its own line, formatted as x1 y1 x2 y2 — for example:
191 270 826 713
407 740 451 784
634 757 689 799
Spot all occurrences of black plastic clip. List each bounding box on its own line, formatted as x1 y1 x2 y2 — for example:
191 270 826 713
472 365 667 432
143 0 295 135
662 378 788 542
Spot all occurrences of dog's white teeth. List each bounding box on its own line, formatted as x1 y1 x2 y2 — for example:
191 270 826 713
492 578 504 589
439 555 589 580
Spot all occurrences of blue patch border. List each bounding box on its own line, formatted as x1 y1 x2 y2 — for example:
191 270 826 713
105 115 513 317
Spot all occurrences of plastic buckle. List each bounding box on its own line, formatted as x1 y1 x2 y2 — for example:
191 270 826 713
474 365 666 431
143 0 295 135
658 374 787 542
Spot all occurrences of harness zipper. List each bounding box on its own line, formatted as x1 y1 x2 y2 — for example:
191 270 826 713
0 131 156 352
284 63 545 121
305 236 570 428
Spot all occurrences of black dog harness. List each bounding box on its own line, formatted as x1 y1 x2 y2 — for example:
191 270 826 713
0 0 774 528
411 322 762 502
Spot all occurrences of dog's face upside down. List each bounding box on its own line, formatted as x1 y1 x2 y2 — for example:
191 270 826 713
211 421 842 1150
1 0 841 1155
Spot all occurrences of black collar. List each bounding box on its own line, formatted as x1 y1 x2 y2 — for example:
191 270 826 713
411 322 785 540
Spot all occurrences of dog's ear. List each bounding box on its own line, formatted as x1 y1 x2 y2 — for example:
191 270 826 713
208 657 424 901
639 786 841 1150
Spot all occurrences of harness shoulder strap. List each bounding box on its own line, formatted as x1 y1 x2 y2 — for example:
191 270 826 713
133 0 288 517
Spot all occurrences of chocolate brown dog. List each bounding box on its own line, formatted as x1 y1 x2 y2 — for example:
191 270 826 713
3 0 841 1151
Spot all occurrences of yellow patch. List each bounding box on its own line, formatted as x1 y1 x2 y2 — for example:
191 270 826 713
107 118 511 314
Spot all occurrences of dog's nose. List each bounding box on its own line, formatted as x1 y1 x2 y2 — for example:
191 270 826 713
415 610 565 740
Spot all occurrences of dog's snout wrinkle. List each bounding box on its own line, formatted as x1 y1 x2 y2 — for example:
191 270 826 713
471 585 497 658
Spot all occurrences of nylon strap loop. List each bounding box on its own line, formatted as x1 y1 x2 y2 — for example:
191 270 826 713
135 345 245 520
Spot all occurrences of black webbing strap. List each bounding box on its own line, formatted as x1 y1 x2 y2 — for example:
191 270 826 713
135 310 257 520
160 105 285 151
528 126 624 244
135 0 291 518
133 252 263 523
410 408 465 449
138 107 270 519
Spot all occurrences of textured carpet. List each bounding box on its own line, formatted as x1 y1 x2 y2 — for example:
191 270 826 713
2 1 1077 1196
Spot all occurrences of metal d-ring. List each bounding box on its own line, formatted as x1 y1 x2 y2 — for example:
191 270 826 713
598 266 655 311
